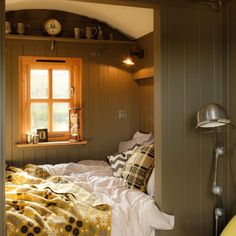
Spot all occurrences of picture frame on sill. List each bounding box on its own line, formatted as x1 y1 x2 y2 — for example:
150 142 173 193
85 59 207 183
37 128 48 142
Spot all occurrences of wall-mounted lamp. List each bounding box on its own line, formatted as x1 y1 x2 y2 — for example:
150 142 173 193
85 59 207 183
196 103 234 236
122 49 144 66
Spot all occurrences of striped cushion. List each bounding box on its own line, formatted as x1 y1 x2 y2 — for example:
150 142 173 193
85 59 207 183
107 145 140 177
122 144 154 192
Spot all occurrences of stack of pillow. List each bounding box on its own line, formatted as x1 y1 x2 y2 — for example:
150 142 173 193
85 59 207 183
107 131 155 197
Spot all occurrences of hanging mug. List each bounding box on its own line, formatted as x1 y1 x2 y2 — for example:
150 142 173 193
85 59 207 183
17 22 25 34
74 27 84 39
85 26 97 39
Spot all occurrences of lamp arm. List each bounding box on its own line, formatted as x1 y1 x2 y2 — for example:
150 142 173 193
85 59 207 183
212 147 224 196
213 152 219 186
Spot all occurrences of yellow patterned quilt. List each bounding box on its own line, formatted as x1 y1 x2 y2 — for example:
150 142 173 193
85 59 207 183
5 165 111 236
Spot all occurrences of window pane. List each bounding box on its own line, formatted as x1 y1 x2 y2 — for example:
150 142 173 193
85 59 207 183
30 69 48 98
52 70 70 99
53 103 69 131
31 103 48 132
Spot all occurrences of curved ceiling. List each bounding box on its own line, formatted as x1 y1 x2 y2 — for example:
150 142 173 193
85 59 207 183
6 0 153 39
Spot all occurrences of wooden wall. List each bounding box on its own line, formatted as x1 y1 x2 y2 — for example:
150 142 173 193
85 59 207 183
227 0 236 221
0 0 6 235
136 78 154 133
5 38 140 165
155 4 225 236
136 33 154 133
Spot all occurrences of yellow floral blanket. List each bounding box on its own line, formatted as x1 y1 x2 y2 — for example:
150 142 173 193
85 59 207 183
6 165 111 236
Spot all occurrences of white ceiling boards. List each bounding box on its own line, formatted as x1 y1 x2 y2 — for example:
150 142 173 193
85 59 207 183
6 0 154 39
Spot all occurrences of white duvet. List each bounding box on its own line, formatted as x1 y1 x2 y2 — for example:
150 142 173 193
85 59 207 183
40 160 174 236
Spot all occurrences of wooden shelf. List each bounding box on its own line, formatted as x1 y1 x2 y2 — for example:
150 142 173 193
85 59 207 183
133 67 154 80
15 140 88 149
5 34 135 45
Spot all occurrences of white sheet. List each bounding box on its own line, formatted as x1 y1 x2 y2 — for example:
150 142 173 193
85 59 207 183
41 160 174 236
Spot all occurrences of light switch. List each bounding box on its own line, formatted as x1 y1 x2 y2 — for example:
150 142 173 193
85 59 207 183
119 110 128 119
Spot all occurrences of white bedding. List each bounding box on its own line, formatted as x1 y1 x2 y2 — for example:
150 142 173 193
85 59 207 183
40 160 174 236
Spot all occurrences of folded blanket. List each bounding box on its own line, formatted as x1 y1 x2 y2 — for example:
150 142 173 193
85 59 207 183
6 165 111 236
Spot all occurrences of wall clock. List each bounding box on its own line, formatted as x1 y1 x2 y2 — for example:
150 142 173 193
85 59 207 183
43 18 62 36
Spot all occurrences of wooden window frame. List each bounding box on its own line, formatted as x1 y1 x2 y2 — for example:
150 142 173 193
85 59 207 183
18 56 83 143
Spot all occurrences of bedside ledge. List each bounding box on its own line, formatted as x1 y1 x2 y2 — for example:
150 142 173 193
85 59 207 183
15 140 88 149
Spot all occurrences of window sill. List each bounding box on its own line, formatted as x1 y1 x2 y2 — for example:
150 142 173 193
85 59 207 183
15 140 88 149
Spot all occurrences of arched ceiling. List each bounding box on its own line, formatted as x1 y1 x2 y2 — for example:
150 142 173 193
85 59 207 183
6 0 154 39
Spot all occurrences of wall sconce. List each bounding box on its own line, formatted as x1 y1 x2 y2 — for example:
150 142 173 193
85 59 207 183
122 49 144 65
195 103 234 236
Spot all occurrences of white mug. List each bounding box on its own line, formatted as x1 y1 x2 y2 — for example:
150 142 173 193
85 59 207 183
5 21 11 34
74 27 84 39
85 26 97 39
17 22 25 34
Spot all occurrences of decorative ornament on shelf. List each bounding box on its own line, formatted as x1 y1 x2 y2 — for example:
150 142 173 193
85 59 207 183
69 108 81 142
43 18 62 36
97 26 103 40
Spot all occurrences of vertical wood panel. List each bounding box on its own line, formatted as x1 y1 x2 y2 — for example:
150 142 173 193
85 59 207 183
168 6 186 236
11 43 24 167
185 7 201 236
68 148 79 163
0 0 6 234
87 47 100 159
228 0 236 221
98 57 109 157
57 148 68 163
158 4 224 236
137 78 154 133
199 8 216 236
23 150 36 165
46 149 58 164
5 43 12 164
35 149 47 165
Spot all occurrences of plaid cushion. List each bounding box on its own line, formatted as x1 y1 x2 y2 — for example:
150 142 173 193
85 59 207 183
107 144 140 177
122 144 154 192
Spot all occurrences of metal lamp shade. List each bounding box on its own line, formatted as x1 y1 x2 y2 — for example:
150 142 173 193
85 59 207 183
196 103 231 129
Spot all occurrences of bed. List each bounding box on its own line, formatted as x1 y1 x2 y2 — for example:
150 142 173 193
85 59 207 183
6 160 174 236
6 131 174 235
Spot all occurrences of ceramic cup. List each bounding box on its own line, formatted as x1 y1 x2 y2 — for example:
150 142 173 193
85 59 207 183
5 21 11 34
33 135 39 144
17 22 25 34
74 27 84 39
85 26 97 39
25 134 32 144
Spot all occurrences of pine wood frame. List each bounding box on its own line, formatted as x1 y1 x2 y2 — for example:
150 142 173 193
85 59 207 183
18 56 83 143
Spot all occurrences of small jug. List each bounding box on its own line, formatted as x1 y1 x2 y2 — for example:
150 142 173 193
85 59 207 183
85 26 97 39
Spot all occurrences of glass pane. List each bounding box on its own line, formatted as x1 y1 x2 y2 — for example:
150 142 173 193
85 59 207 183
31 103 48 132
53 103 69 131
52 70 70 99
30 69 48 98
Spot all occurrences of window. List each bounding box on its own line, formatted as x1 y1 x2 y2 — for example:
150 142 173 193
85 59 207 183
19 56 82 142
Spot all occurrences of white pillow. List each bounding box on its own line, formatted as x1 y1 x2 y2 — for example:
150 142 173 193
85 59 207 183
133 131 153 144
118 139 136 152
147 168 155 197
